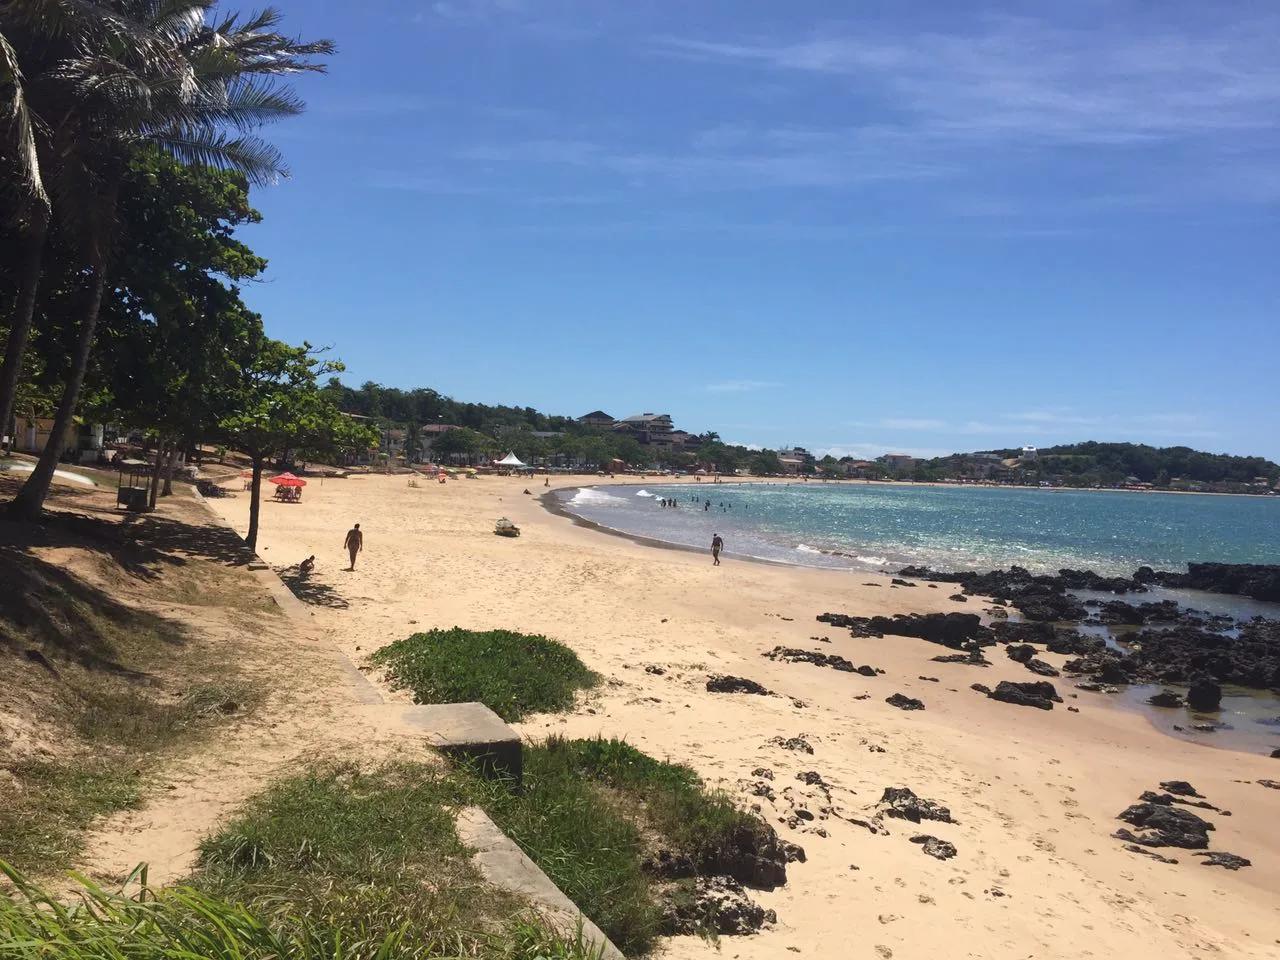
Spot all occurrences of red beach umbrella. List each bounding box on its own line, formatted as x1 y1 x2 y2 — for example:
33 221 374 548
268 472 307 487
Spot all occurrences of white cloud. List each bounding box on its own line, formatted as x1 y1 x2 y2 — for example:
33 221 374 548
705 380 782 393
651 13 1280 148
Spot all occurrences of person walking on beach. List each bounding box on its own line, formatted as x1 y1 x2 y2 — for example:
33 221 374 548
711 533 724 566
344 523 363 570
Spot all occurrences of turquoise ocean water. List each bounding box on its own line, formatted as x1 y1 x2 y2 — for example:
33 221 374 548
558 481 1280 754
558 482 1280 576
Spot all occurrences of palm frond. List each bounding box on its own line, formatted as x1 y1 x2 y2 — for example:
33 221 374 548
0 29 49 207
147 123 287 185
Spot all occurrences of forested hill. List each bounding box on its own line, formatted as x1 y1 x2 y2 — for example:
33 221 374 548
320 380 576 434
980 442 1279 486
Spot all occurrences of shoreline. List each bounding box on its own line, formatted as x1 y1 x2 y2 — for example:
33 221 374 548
205 473 1280 960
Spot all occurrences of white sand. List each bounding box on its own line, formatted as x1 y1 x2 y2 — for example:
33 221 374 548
210 473 1280 960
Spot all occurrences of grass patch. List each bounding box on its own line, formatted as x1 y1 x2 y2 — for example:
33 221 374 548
371 628 599 722
0 761 144 874
469 738 782 956
190 761 601 959
0 863 601 960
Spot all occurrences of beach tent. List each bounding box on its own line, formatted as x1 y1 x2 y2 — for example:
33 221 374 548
496 452 526 468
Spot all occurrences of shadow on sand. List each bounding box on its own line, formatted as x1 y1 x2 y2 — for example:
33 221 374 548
280 568 351 609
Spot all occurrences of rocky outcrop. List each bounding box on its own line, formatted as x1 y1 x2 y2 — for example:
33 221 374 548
1005 644 1037 664
1143 563 1280 603
1024 658 1060 677
909 835 957 860
763 647 856 672
886 693 925 711
707 676 772 695
661 876 777 936
1146 690 1184 708
988 680 1061 710
877 787 954 824
1114 803 1214 849
1186 678 1223 712
931 651 990 666
1196 851 1251 870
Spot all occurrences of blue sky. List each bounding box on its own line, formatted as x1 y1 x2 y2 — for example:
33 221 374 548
241 0 1280 461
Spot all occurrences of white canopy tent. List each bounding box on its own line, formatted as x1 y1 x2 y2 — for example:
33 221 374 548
496 452 526 467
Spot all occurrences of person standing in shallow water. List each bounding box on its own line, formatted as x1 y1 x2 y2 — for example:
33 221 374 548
711 533 724 566
344 523 363 570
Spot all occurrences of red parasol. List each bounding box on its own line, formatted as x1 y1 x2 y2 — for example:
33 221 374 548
267 472 307 487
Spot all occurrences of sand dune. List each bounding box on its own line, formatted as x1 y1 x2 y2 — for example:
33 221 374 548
209 473 1280 960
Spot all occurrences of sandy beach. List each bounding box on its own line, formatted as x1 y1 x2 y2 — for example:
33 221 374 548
208 472 1280 960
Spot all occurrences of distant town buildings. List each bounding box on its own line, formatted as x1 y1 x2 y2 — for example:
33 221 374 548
1020 445 1038 462
880 452 917 471
577 410 616 429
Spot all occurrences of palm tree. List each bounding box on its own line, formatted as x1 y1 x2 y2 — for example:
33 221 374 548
1 2 332 520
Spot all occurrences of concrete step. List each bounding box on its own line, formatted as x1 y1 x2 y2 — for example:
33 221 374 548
396 702 522 784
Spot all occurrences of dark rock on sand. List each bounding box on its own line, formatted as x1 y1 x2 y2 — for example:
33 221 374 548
864 612 992 650
856 664 878 677
1147 691 1184 708
1197 851 1251 870
661 876 777 936
700 821 793 890
1158 780 1203 797
988 680 1061 710
1024 658 1061 677
931 651 990 666
708 676 772 695
1114 803 1214 849
1006 644 1037 664
1047 631 1106 656
992 621 1055 646
1124 844 1178 864
1271 749 1280 759
886 693 925 711
878 787 955 824
763 646 857 672
751 767 774 780
949 594 967 602
769 736 814 754
1256 779 1280 789
1063 651 1133 686
645 665 666 675
909 835 957 860
1186 678 1223 712
1139 791 1225 814
970 683 992 695
891 578 917 587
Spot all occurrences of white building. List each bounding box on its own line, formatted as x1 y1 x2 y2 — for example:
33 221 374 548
1020 445 1038 462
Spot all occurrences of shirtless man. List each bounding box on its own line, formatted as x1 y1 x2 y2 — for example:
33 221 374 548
711 533 724 566
343 523 363 570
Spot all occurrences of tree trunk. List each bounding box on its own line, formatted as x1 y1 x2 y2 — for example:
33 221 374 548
6 261 108 521
147 439 165 511
161 442 180 497
0 209 50 456
245 455 264 552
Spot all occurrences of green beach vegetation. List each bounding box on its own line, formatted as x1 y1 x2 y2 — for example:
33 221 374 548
371 628 600 722
469 737 784 956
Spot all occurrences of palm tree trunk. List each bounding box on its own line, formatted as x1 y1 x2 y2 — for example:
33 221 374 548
0 209 50 456
147 438 165 511
161 442 180 497
6 245 110 521
245 454 264 551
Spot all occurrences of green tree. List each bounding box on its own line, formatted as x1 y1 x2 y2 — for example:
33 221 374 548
3 2 333 521
750 450 784 476
220 340 375 551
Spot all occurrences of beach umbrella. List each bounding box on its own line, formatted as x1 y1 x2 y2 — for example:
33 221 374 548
268 472 307 487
